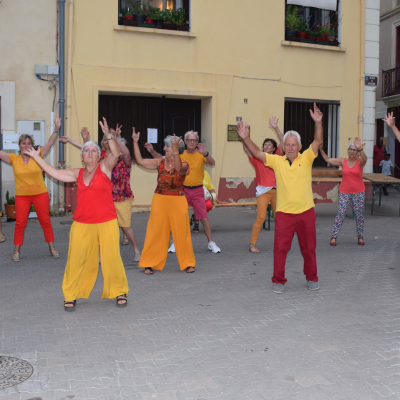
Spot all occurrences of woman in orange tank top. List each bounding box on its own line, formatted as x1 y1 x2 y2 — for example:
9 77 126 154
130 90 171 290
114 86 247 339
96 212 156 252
24 118 129 312
320 138 367 246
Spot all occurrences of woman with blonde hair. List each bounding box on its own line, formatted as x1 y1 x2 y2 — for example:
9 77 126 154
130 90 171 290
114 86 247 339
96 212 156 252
25 118 129 311
0 116 61 261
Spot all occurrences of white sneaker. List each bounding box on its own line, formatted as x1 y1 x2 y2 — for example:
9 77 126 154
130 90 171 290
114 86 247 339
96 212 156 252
168 241 176 253
208 241 221 253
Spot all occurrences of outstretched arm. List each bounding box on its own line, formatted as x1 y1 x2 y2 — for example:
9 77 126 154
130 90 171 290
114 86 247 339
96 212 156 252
383 112 400 141
132 130 161 170
242 142 253 158
310 103 323 154
42 114 61 157
144 142 163 158
59 136 83 149
0 151 10 164
236 121 266 164
319 146 344 167
269 117 284 151
24 147 78 182
110 126 131 166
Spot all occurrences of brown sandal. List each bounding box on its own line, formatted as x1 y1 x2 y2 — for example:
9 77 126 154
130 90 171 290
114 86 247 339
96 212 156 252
249 244 260 253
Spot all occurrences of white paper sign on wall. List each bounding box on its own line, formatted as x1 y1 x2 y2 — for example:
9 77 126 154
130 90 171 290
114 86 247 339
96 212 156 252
147 128 158 144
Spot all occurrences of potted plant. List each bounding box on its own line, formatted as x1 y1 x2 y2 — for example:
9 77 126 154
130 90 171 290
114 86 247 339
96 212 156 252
318 23 330 41
162 9 177 30
173 8 188 31
297 18 308 39
131 1 146 23
145 6 160 25
4 191 16 220
151 8 164 28
285 5 299 38
328 24 336 41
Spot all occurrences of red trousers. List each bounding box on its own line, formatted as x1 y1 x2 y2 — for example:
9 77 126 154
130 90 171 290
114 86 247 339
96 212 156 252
14 192 55 245
272 208 318 285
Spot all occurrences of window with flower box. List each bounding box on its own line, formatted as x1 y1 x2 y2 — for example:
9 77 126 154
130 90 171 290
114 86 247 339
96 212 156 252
285 0 341 47
118 0 190 31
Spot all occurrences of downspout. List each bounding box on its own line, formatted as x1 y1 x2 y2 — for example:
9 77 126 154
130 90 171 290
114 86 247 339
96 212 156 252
58 0 66 213
358 0 365 140
66 0 74 162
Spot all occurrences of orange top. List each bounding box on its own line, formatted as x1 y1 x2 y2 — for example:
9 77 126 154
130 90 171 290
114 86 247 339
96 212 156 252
154 159 187 196
9 149 47 196
72 165 117 224
339 159 365 194
180 151 206 186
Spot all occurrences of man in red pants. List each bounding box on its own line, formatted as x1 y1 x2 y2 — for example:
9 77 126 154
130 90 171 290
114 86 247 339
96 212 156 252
236 104 324 293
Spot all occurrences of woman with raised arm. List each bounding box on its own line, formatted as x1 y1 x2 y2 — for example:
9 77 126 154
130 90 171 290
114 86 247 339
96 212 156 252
24 118 129 312
132 129 195 274
243 116 283 253
383 112 400 141
60 125 141 261
0 115 61 261
320 138 367 246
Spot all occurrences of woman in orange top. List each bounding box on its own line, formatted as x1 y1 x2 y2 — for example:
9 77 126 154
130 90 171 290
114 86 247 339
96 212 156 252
133 131 195 274
24 118 129 312
320 138 367 246
0 116 61 261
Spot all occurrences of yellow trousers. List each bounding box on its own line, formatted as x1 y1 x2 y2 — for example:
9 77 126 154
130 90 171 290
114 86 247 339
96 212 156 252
62 219 129 301
139 194 195 271
250 189 277 245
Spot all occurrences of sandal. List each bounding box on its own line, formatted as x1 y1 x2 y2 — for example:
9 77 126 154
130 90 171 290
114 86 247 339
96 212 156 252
12 249 20 262
330 238 337 246
189 214 196 226
133 251 141 262
49 245 60 259
249 244 260 253
358 238 365 246
64 300 76 312
186 267 195 273
144 267 154 275
0 235 5 243
116 294 128 308
193 220 199 233
121 237 129 245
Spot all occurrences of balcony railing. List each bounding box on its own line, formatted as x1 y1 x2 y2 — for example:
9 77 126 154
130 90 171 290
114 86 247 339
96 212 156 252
382 67 400 98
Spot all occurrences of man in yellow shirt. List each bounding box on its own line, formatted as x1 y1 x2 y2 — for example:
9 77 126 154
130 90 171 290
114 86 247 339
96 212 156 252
236 104 323 294
180 131 221 253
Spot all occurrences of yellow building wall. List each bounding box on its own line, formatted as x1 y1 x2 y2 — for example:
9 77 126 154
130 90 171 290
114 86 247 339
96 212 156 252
65 0 364 207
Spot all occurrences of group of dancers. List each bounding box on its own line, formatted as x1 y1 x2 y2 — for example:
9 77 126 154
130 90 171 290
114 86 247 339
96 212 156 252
1 107 399 305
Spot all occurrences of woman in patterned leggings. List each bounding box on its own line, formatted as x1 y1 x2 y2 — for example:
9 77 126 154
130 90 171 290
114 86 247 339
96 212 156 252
319 138 367 246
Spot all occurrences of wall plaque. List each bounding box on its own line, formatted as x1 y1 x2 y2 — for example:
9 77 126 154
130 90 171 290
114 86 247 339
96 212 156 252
227 125 250 141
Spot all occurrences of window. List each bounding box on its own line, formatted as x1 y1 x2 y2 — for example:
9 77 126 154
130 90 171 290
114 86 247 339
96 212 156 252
118 0 190 31
285 1 340 47
284 99 340 168
98 95 201 159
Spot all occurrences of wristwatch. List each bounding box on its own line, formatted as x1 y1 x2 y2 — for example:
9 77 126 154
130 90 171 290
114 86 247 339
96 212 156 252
204 152 209 157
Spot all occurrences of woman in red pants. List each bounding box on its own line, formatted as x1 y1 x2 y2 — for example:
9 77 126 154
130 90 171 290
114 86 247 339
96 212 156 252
0 116 61 262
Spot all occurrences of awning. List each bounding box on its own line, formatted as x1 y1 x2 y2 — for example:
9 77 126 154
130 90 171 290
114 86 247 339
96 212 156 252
286 0 337 11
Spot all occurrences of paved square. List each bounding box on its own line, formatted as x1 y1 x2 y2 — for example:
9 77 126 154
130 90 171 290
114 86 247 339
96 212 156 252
1 189 399 399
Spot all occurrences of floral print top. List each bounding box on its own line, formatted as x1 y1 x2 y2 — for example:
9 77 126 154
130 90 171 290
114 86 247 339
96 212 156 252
101 150 134 202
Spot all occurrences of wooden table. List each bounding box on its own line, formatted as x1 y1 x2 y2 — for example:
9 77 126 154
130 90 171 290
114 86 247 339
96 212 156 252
362 173 400 215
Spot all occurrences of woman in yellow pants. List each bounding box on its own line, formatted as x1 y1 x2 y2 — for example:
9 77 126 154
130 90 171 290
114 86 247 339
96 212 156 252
132 130 195 274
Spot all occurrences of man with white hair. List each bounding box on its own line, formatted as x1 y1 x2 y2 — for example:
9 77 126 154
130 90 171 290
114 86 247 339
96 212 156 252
180 131 221 253
236 103 323 293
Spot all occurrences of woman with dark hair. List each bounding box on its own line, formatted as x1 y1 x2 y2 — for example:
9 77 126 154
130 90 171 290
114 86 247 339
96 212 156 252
243 117 283 253
0 116 61 261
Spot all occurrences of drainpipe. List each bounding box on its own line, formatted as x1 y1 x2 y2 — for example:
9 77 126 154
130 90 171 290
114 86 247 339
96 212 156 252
58 0 66 213
358 0 365 143
66 0 74 157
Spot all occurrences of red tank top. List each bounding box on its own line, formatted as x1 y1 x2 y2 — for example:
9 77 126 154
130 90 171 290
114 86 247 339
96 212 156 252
73 164 118 224
339 159 365 194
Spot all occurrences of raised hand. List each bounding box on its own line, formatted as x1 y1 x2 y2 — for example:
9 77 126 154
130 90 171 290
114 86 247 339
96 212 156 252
383 112 395 128
54 115 61 131
132 128 140 143
80 127 90 143
309 103 323 122
24 146 41 158
58 136 70 143
197 143 206 155
269 117 279 129
99 118 109 135
354 137 362 150
236 121 250 140
171 135 182 153
144 143 154 152
116 124 122 137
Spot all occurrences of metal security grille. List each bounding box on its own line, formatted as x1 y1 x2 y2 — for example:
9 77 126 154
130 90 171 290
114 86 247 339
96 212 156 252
284 99 340 168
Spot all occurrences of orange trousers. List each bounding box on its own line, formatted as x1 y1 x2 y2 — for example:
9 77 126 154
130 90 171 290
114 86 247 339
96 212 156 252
250 189 276 245
139 194 195 271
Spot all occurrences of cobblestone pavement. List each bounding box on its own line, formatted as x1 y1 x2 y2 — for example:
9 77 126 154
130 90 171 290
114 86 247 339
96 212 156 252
1 188 400 400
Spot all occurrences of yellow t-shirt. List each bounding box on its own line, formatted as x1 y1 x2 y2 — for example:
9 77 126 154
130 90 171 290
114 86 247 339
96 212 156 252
9 150 47 196
265 145 317 214
180 151 206 187
203 171 214 191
